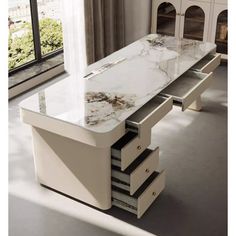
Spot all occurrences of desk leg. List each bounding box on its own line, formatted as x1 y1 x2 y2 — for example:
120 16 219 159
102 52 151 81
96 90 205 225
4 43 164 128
188 95 202 111
31 126 111 210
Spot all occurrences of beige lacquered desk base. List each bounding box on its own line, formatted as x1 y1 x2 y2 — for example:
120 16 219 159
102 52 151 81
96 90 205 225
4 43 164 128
31 127 112 210
20 34 221 218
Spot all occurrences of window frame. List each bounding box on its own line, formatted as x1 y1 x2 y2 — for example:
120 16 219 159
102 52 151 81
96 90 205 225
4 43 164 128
8 0 63 76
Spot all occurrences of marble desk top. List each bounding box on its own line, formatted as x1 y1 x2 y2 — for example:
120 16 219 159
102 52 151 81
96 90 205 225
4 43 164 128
20 34 216 134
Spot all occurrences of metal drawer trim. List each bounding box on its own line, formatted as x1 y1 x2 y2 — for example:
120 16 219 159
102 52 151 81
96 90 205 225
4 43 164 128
112 171 165 218
191 53 221 73
112 199 137 214
111 179 130 192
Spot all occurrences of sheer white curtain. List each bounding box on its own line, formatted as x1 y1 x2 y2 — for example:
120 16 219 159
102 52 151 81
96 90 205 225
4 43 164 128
61 0 87 124
61 0 125 76
61 0 88 77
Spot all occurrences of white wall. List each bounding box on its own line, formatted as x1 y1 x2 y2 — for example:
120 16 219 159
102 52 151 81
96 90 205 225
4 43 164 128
124 0 152 45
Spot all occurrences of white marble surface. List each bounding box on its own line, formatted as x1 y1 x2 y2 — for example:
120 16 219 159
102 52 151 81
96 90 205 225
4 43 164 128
20 34 216 133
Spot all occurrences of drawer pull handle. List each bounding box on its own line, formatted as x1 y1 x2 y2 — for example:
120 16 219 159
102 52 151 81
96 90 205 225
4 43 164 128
137 145 142 150
145 168 150 173
152 191 157 197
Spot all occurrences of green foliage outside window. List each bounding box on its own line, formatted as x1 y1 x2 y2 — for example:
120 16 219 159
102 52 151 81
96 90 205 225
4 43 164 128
39 18 63 55
8 18 63 70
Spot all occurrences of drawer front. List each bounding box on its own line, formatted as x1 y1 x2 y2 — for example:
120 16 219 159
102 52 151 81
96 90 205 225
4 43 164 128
121 131 151 171
112 147 159 195
111 130 151 171
130 147 159 195
191 53 221 74
126 96 173 136
161 71 213 111
137 170 165 218
181 72 213 111
112 171 165 218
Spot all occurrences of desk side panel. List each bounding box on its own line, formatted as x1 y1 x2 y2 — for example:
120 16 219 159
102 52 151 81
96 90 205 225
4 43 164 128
31 127 111 210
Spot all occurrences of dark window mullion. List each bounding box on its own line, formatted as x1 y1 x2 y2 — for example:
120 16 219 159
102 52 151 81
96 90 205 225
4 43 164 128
30 0 42 61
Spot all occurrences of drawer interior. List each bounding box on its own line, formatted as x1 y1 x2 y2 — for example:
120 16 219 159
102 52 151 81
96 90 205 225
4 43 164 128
192 54 216 71
112 172 159 211
160 71 207 101
112 198 137 214
126 96 167 124
113 148 153 176
111 131 137 159
111 177 130 191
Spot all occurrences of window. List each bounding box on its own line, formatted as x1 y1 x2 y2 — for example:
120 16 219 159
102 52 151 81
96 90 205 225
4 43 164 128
8 0 63 74
37 0 63 55
8 0 35 70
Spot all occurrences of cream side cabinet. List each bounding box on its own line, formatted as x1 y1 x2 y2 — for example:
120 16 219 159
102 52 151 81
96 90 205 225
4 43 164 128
151 0 211 41
151 0 228 57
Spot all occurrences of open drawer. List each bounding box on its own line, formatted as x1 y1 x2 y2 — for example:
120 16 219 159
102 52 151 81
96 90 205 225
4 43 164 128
112 171 165 218
191 53 221 73
160 71 213 111
112 147 159 195
126 96 173 136
111 131 151 171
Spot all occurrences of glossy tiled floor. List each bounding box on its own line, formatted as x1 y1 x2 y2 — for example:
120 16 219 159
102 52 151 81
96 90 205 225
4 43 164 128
9 65 227 236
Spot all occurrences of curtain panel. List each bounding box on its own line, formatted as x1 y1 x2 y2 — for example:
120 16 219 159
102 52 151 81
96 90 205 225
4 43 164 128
84 0 125 64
